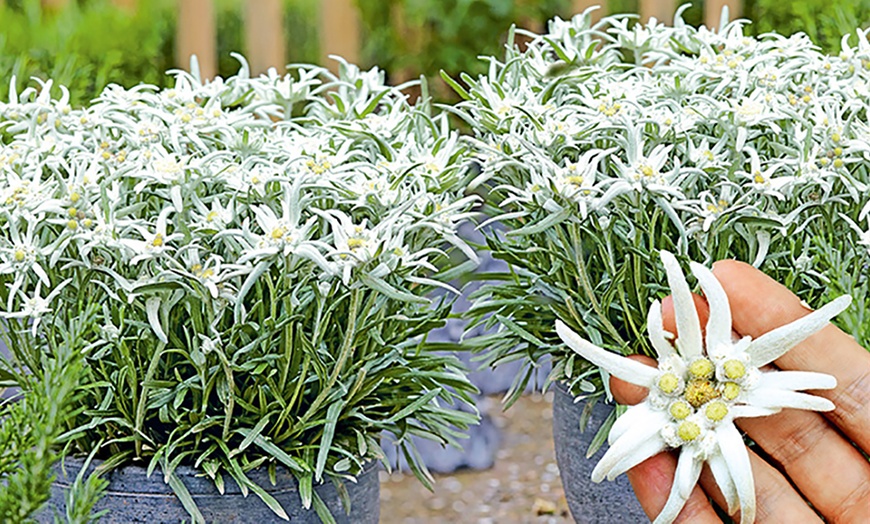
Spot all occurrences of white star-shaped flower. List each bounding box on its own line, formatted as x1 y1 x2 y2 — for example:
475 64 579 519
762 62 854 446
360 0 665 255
556 250 851 524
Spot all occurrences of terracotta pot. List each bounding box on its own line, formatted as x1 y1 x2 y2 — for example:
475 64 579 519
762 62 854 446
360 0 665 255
552 382 648 523
40 457 379 523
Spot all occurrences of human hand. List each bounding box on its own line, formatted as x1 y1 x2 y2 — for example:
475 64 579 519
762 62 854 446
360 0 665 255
610 260 870 523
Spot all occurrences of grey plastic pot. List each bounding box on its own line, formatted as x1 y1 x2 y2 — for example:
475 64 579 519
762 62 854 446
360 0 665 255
552 382 649 524
40 457 380 523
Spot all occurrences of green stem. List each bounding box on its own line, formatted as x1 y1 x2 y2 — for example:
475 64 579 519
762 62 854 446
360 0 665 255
571 224 626 347
299 287 362 424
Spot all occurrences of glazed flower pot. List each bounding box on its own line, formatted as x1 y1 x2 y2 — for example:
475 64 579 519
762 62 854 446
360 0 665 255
552 382 648 524
40 458 379 523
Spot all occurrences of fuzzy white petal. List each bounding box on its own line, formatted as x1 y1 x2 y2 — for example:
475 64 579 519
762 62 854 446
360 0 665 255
748 295 852 367
556 320 658 388
652 449 702 524
690 261 732 357
609 403 668 445
647 299 675 359
661 251 702 359
716 423 755 524
707 451 739 514
742 388 836 412
678 453 703 501
758 370 837 391
730 405 781 418
592 420 667 483
606 434 668 481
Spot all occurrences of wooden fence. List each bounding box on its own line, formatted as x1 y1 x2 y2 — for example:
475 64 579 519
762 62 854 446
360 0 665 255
39 1 741 79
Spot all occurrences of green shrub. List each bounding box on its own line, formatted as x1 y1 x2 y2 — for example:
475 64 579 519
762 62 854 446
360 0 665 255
0 305 106 523
355 0 574 98
744 0 870 53
0 0 176 107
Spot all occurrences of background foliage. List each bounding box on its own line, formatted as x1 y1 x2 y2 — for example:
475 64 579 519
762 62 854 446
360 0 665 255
2 1 869 107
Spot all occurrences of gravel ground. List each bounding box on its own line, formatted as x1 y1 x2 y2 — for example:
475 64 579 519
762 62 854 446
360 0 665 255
379 392 574 524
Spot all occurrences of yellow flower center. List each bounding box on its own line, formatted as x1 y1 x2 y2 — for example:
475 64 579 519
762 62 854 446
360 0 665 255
657 373 681 394
677 421 701 442
271 227 285 240
347 237 366 250
723 359 746 380
669 401 692 420
151 234 164 247
67 220 78 230
566 175 584 186
705 400 729 422
13 249 26 262
689 358 714 379
685 379 720 408
721 382 741 401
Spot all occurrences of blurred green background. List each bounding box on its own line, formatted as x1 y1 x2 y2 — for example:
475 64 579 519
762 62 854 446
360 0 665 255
1 0 869 107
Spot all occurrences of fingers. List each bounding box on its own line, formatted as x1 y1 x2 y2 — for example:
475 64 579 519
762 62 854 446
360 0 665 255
626 451 721 523
661 294 710 338
712 260 870 452
737 408 870 521
610 354 657 405
711 260 870 522
698 448 824 523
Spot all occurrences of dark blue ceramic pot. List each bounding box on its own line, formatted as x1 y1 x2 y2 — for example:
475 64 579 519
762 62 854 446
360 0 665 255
552 382 649 523
40 457 379 523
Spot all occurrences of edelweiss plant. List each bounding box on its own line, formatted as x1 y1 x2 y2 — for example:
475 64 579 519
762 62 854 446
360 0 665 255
556 250 851 524
453 7 870 417
0 55 479 521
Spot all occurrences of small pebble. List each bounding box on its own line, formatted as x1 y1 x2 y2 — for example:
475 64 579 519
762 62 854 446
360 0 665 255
532 497 557 516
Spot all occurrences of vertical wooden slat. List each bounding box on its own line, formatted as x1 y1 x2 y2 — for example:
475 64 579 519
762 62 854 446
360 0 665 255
245 0 286 76
176 0 217 81
319 0 360 74
639 0 675 24
705 0 741 31
572 0 605 24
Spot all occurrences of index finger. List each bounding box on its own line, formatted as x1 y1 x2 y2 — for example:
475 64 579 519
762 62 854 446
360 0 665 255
712 260 870 453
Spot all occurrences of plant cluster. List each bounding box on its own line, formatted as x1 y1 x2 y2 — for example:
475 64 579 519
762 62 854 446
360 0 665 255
0 304 106 524
451 8 870 423
0 55 479 521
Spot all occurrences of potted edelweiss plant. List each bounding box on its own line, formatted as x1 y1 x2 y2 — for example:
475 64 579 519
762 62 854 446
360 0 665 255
448 6 870 522
0 55 480 523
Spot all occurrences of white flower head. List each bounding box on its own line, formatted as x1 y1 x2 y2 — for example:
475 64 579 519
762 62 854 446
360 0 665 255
556 250 851 524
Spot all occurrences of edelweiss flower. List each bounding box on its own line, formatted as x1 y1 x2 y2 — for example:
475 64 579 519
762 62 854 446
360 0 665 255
556 250 851 524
